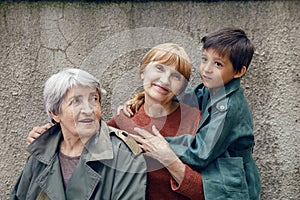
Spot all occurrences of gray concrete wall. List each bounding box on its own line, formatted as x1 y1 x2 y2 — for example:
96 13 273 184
0 1 299 199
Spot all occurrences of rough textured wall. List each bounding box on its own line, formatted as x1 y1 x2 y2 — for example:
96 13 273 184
0 1 299 199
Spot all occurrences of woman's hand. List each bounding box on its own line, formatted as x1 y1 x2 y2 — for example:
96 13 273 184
132 126 179 166
26 123 53 145
131 125 185 184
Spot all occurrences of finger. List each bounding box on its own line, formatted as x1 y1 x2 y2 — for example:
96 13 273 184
117 105 123 115
34 125 48 134
151 125 160 136
128 133 145 144
26 137 35 145
133 127 154 138
151 125 165 140
126 100 135 115
123 103 133 117
126 104 134 116
27 130 41 144
42 123 53 130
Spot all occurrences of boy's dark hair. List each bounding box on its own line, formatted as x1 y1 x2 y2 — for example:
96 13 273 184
201 27 254 72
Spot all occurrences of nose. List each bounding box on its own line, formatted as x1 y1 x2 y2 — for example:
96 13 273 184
81 100 93 115
201 61 213 73
160 71 171 85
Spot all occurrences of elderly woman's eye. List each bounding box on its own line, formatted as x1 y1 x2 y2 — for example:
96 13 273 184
91 95 99 102
72 97 81 104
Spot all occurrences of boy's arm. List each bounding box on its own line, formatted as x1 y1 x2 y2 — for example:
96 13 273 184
166 95 255 169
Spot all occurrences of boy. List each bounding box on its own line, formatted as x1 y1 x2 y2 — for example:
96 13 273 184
133 27 261 200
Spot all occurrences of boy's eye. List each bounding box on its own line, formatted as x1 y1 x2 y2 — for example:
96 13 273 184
201 57 208 62
215 62 223 68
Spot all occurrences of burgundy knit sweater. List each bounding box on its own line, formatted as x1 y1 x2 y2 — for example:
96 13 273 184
108 103 204 200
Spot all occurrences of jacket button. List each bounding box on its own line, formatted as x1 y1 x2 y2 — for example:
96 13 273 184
219 105 225 111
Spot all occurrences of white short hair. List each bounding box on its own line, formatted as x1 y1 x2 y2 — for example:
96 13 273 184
43 68 101 120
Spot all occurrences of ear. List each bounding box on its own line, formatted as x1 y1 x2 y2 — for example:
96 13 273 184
233 66 247 78
50 112 60 123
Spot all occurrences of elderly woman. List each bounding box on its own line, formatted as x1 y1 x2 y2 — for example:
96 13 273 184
11 68 146 200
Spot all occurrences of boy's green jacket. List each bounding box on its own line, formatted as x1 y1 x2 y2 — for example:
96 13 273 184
167 78 261 200
11 121 147 200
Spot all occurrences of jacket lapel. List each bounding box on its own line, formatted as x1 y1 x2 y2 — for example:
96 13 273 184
65 120 114 199
198 87 211 129
36 155 66 200
197 79 241 130
65 159 102 200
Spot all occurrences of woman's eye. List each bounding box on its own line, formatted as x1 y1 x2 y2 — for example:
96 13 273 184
72 97 81 104
91 96 99 102
172 73 182 80
156 65 164 71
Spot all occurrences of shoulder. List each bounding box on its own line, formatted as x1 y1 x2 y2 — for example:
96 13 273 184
109 126 143 156
223 89 253 129
108 127 146 172
227 88 251 114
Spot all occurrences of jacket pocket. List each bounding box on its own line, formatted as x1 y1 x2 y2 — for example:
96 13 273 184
217 157 248 192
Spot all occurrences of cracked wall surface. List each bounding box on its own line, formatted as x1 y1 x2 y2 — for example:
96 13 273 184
0 1 299 199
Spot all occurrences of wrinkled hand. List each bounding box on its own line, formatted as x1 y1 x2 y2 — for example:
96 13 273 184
26 123 53 145
131 125 178 166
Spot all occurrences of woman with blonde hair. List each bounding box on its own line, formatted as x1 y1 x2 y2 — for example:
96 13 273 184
108 43 204 200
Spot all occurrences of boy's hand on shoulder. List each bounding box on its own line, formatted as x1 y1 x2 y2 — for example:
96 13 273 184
121 100 135 117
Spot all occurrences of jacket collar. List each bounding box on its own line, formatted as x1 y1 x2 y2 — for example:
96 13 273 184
198 78 241 129
27 120 114 165
207 78 241 106
82 120 114 162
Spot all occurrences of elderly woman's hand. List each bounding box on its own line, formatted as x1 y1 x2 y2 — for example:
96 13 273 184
26 123 53 145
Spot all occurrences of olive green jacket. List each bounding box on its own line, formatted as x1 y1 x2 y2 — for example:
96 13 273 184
167 78 261 200
11 121 147 200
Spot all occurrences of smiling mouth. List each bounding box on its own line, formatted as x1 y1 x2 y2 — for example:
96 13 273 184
152 83 170 92
201 74 212 81
79 119 94 123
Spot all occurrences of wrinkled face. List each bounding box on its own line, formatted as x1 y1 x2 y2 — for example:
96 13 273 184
51 85 101 141
142 62 186 104
199 48 237 95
